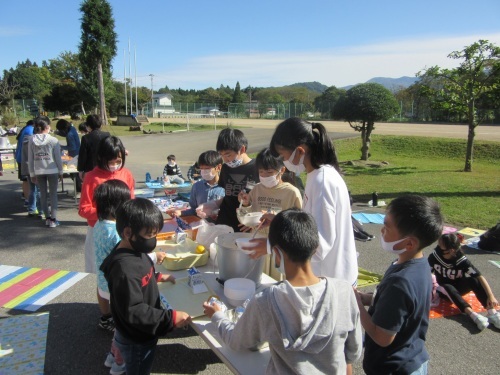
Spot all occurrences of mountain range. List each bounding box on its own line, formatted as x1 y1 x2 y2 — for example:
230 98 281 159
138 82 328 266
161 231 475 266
288 76 419 93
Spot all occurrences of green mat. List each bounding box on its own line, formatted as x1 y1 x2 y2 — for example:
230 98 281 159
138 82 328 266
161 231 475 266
357 267 383 288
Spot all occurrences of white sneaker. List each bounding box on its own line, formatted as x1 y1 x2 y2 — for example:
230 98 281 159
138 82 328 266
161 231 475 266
104 352 114 368
473 313 489 331
110 361 126 375
487 312 500 329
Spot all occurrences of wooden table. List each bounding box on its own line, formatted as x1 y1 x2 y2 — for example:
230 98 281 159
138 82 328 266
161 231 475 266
157 254 273 375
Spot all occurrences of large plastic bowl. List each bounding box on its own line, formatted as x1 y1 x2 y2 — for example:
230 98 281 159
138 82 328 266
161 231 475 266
236 210 263 227
234 237 259 254
224 278 256 307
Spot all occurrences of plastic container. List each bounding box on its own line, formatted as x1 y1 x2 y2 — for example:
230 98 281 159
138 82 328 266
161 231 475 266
215 233 266 286
236 210 263 227
234 237 259 254
224 278 256 307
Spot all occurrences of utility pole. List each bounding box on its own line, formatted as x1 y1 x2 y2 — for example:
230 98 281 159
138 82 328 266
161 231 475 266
149 74 154 118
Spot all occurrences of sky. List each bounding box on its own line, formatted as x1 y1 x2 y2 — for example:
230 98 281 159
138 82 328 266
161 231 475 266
1 0 500 91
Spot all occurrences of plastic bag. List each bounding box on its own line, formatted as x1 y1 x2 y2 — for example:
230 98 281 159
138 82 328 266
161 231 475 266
196 220 233 248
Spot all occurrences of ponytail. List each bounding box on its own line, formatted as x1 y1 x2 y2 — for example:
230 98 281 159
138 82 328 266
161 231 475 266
310 122 340 173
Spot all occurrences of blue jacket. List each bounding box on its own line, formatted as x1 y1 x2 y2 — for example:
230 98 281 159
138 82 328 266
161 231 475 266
15 125 34 163
65 125 81 157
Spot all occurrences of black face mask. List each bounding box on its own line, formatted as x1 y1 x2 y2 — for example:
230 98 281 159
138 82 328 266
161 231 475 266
129 235 157 254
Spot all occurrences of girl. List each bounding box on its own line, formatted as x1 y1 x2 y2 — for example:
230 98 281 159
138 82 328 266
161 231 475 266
247 118 358 286
94 180 168 373
79 136 135 294
28 116 63 228
428 233 500 331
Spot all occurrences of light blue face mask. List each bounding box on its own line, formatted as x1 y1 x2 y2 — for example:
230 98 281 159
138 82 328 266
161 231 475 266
225 156 243 168
274 247 286 276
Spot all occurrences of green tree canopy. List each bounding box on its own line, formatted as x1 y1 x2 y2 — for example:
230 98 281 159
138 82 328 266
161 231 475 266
335 83 399 160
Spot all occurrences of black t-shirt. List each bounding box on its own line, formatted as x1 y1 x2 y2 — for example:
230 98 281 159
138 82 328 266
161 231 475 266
216 159 259 232
428 248 481 285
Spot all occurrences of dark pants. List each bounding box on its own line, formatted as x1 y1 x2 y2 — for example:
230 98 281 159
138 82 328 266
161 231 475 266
114 329 158 375
438 277 489 312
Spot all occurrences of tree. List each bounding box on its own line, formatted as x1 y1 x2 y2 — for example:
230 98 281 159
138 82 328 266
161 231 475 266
79 0 117 125
335 83 399 160
3 60 51 104
419 40 500 171
232 81 245 103
314 86 346 118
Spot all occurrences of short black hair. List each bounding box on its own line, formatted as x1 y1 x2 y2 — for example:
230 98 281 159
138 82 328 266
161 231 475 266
56 119 71 135
167 154 176 161
216 128 248 152
116 198 164 239
33 116 51 133
78 123 89 133
86 114 102 130
96 136 126 171
198 150 222 167
94 180 131 221
387 195 443 250
439 233 462 251
268 208 319 263
256 147 283 171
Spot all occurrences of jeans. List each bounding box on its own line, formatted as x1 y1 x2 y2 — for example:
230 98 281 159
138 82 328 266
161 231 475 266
37 174 59 219
114 329 158 375
27 176 40 213
410 360 428 375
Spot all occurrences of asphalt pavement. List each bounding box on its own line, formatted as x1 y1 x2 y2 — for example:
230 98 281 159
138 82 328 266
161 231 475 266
1 125 499 374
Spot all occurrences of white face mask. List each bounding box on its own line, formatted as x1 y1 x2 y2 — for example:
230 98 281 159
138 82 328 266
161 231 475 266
201 169 216 181
259 173 279 188
283 148 305 174
274 247 286 276
380 237 409 255
108 163 122 172
168 161 176 167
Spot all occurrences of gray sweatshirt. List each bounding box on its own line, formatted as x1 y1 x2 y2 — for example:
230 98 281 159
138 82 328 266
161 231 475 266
211 277 362 374
28 133 63 177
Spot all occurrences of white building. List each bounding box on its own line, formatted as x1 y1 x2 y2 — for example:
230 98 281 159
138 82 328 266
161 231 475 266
149 93 175 117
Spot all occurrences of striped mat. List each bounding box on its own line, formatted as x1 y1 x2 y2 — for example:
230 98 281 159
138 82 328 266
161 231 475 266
0 265 88 312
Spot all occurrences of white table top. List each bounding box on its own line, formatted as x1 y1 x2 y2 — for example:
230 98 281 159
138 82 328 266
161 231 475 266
156 253 273 375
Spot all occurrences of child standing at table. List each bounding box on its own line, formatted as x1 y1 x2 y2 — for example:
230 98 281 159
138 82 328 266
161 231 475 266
100 198 191 375
168 150 224 218
203 208 362 374
163 154 185 184
355 195 443 375
428 233 500 331
196 128 259 232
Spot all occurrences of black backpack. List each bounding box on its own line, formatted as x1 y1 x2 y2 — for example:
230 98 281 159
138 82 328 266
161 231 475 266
478 223 500 252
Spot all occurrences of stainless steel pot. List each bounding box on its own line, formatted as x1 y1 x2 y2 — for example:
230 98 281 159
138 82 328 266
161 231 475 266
214 233 265 287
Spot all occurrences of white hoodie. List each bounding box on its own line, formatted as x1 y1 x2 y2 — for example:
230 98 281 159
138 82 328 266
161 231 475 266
211 278 362 374
28 133 63 177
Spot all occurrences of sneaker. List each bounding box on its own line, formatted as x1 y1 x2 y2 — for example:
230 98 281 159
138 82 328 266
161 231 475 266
104 352 115 368
28 209 39 217
110 361 126 375
472 313 489 331
487 312 500 329
99 315 115 332
49 219 60 228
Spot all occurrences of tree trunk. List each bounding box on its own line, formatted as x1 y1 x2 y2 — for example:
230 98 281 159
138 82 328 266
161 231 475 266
80 101 86 116
464 101 476 172
97 61 107 126
361 121 374 161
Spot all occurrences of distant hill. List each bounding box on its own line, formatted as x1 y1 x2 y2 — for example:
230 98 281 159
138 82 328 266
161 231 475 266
287 81 328 93
342 76 418 91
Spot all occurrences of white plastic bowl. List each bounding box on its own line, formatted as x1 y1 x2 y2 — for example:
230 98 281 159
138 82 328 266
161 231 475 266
236 210 263 227
224 278 256 307
234 238 258 254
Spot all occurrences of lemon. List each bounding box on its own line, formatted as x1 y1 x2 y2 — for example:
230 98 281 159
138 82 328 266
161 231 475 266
196 245 205 254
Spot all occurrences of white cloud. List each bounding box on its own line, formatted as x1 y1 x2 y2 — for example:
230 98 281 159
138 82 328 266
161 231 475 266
135 33 500 89
0 27 31 37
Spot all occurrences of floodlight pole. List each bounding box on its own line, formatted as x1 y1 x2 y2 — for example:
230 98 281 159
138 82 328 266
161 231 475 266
149 74 154 118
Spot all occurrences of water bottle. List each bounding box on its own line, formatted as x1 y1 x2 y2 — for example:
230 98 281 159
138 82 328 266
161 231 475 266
372 192 379 207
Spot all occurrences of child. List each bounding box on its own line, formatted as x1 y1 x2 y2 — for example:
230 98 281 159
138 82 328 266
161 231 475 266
100 198 191 375
196 128 259 232
79 136 135 276
428 233 500 331
28 116 63 228
21 125 42 218
355 195 443 375
168 151 224 218
203 208 362 374
94 181 167 373
78 122 89 135
56 119 81 157
163 154 185 184
77 114 110 180
245 118 357 285
186 161 201 183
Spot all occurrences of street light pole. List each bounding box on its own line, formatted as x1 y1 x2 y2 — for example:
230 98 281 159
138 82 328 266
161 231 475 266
149 74 154 118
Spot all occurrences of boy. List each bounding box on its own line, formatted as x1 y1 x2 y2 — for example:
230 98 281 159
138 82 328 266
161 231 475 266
163 154 185 184
100 198 191 374
203 208 362 374
196 128 259 231
355 195 443 375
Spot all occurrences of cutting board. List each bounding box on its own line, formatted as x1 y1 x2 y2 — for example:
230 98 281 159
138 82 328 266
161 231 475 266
157 277 215 318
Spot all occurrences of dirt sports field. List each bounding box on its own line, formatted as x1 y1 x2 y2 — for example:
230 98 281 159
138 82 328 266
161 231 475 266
155 117 500 142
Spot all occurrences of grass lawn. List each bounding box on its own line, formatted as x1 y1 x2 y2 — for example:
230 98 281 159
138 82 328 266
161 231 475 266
332 135 499 229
